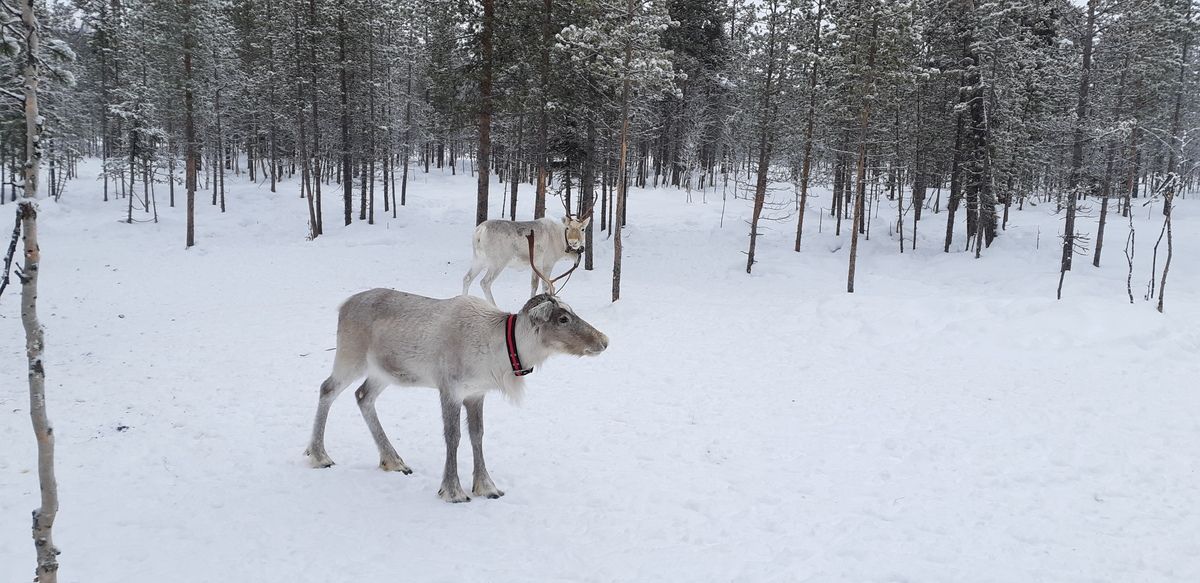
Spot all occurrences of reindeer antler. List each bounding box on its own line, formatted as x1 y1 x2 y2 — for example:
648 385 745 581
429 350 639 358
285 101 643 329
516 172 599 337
559 193 574 220
560 192 595 222
526 232 557 295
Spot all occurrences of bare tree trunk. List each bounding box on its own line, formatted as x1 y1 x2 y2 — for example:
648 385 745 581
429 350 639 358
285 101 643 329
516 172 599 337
401 48 413 210
1156 208 1173 313
476 0 494 225
584 117 595 270
848 19 878 293
793 0 821 252
747 0 783 273
18 0 60 578
1059 0 1096 299
213 47 226 214
1123 119 1140 217
167 120 177 208
268 0 278 194
944 114 964 252
184 0 197 248
100 3 110 203
338 1 352 226
612 0 633 302
308 0 323 235
127 122 137 223
534 0 551 219
833 149 844 235
47 139 57 201
296 5 317 240
510 113 524 220
1091 64 1126 268
1157 6 1189 312
600 152 609 231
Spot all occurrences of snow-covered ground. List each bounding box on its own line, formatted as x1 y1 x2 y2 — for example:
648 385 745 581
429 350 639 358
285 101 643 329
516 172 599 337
2 160 1198 582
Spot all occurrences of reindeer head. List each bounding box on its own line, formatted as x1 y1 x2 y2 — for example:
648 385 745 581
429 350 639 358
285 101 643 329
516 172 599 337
561 215 591 254
521 235 606 356
560 196 592 255
522 294 608 356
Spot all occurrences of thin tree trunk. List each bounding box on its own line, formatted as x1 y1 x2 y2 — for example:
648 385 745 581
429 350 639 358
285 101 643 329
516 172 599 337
534 0 551 219
308 0 323 235
747 0 784 273
268 0 278 194
510 113 524 220
100 3 110 203
476 0 494 225
167 120 176 207
848 19 878 293
944 114 964 253
1157 5 1190 311
1059 0 1096 299
793 0 822 252
584 117 595 270
1093 62 1126 268
213 48 226 213
127 124 136 223
401 50 413 209
612 0 633 302
338 1 352 226
18 0 60 578
184 0 197 248
296 6 317 240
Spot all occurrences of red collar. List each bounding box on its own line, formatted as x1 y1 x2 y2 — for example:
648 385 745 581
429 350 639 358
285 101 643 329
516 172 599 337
505 314 533 376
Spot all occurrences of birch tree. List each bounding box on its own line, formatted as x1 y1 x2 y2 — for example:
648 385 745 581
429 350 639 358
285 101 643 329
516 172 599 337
4 0 62 579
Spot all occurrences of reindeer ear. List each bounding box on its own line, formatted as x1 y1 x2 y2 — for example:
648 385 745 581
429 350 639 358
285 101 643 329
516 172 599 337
580 217 591 229
526 298 557 326
561 215 570 225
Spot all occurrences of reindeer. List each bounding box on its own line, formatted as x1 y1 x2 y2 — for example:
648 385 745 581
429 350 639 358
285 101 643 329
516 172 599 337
462 199 592 306
305 249 608 503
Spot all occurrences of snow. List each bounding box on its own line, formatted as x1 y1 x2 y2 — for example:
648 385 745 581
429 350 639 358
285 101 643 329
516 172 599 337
2 160 1199 582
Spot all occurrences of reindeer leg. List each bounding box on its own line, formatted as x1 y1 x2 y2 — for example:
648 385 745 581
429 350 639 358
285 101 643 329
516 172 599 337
355 377 412 474
438 390 470 503
539 260 557 295
462 259 484 297
306 375 353 468
480 259 508 307
465 396 503 499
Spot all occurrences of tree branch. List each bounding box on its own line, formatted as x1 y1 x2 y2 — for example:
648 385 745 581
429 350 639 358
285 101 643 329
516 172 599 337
0 86 25 102
0 208 19 301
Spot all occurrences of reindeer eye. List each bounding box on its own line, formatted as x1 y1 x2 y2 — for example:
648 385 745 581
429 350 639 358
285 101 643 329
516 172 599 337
557 315 570 324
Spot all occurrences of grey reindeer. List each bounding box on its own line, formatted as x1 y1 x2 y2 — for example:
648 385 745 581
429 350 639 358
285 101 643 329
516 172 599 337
462 201 592 305
305 263 608 503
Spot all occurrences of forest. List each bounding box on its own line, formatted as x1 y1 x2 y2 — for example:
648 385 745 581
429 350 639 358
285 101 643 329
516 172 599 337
1 0 1195 300
3 2 1200 582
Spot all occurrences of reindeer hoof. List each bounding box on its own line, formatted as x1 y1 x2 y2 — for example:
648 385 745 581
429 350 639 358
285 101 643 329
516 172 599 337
379 459 413 474
438 487 471 503
472 486 505 499
305 448 335 468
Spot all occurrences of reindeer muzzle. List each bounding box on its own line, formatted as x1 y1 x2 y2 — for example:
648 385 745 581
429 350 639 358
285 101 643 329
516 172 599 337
584 332 609 355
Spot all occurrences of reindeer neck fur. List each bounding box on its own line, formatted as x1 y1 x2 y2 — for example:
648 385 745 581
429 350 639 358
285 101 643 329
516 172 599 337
534 217 571 256
493 310 560 403
449 297 557 404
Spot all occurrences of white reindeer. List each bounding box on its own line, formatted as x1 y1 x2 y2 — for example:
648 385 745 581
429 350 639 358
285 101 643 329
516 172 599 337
462 211 591 306
304 278 608 503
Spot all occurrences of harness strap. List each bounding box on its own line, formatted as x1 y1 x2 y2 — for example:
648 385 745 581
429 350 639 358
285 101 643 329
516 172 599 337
526 230 582 294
